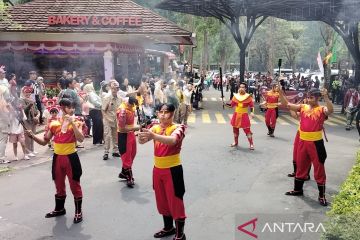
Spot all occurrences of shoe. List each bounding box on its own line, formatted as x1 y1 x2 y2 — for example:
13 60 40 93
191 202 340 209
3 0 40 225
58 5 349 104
28 153 36 157
33 151 39 154
230 143 238 147
13 157 19 161
154 228 176 238
73 197 83 223
249 145 255 150
287 172 295 177
112 153 120 157
24 155 30 160
76 145 84 148
285 190 304 196
173 234 186 240
103 154 109 161
45 209 66 218
0 159 11 164
118 169 127 180
318 197 328 206
126 169 135 188
73 213 83 224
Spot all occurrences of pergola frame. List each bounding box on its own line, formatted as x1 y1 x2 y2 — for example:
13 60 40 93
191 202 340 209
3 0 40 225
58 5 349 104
157 0 360 84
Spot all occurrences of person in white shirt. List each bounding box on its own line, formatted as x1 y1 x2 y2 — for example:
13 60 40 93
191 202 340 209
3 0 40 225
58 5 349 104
9 105 29 161
154 80 166 106
182 84 194 125
0 84 11 163
0 67 9 88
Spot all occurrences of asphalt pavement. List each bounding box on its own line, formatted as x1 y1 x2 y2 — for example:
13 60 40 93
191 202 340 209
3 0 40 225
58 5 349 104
0 89 358 240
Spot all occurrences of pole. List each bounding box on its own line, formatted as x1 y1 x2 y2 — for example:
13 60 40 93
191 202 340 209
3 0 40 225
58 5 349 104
219 67 225 109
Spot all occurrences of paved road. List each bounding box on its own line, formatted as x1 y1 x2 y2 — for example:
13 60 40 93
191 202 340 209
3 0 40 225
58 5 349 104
0 89 358 240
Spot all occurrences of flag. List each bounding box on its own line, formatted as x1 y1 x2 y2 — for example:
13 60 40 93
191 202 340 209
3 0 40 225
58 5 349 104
317 52 324 75
323 52 333 65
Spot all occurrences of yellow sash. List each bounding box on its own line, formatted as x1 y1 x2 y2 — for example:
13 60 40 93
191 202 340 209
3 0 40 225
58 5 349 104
267 103 278 109
235 107 248 114
54 142 76 155
154 154 181 169
299 130 322 141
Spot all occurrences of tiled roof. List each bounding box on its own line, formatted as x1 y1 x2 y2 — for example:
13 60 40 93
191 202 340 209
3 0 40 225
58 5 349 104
0 0 191 36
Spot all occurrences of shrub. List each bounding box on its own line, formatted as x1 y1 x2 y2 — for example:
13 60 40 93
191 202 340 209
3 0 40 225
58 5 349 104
321 152 360 239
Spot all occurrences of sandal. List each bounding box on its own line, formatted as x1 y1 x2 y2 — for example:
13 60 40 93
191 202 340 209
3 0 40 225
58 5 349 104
154 228 176 238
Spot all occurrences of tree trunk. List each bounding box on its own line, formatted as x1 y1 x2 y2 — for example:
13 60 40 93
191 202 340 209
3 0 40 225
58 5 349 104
267 18 275 75
355 61 360 85
220 27 226 72
239 49 246 83
321 24 334 90
203 30 208 72
324 63 332 89
291 60 296 73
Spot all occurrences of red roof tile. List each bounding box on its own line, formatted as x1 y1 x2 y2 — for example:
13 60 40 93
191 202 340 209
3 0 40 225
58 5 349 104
0 0 191 36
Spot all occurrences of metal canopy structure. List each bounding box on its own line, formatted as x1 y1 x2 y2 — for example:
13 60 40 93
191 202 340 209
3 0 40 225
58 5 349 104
157 0 360 84
255 0 360 22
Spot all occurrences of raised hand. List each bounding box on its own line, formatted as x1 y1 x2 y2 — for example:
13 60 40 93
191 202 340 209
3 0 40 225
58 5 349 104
321 88 328 97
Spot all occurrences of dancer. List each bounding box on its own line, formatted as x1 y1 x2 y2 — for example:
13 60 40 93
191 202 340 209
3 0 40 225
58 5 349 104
279 88 333 206
261 82 280 137
227 83 255 150
25 98 85 222
116 96 140 187
138 103 187 240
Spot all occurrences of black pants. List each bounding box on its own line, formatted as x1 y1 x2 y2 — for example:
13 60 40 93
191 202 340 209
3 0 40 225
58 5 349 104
83 115 92 136
89 109 104 144
35 95 43 124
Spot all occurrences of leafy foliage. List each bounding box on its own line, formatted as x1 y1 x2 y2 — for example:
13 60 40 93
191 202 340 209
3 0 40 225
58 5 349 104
45 87 60 99
321 152 360 239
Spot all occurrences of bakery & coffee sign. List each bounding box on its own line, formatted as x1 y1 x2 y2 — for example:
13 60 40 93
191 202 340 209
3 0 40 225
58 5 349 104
48 15 142 27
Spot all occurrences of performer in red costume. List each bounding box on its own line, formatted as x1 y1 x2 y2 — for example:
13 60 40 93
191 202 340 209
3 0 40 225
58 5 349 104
138 103 187 240
227 83 255 150
288 100 311 181
279 88 333 206
261 82 280 137
25 98 85 223
116 96 140 187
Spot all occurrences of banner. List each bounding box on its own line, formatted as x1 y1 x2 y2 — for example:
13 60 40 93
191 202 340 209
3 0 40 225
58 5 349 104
317 52 324 75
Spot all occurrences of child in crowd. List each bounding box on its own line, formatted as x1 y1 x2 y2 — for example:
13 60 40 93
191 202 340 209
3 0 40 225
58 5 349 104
45 106 60 150
9 108 29 161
